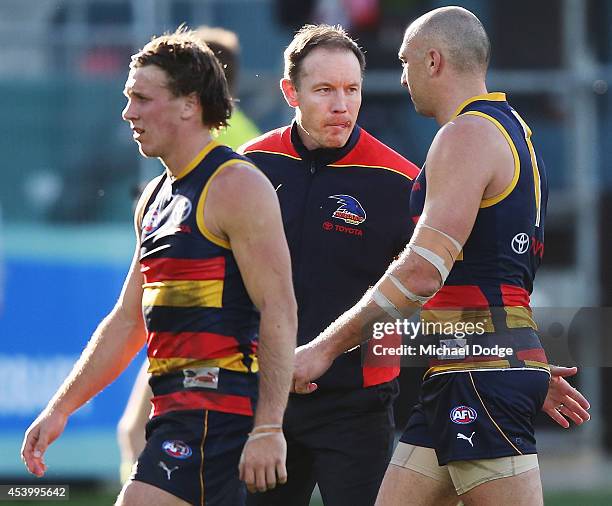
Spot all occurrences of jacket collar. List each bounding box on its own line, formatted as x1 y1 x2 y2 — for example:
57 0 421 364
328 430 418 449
290 120 361 166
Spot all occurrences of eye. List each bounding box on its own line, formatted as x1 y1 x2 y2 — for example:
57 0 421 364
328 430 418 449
317 87 331 93
132 93 149 102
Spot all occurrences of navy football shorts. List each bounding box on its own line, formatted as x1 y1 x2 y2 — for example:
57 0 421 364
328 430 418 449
133 409 252 506
400 368 549 465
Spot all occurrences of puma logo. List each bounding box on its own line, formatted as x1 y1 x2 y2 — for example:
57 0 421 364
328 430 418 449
158 461 179 480
457 432 476 447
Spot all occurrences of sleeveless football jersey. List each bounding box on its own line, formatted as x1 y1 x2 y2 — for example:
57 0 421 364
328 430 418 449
139 140 260 416
410 93 549 376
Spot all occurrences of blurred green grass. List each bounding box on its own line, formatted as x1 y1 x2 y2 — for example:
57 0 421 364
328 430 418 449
1 488 612 505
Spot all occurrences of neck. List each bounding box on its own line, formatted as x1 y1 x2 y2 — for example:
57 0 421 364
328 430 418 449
434 79 488 125
161 129 213 177
296 121 320 151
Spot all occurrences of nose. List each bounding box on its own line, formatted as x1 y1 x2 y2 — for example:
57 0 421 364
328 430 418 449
401 69 408 89
122 99 137 122
331 90 348 113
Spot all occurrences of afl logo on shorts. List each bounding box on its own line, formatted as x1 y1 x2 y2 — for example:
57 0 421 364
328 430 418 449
162 440 192 459
450 406 477 425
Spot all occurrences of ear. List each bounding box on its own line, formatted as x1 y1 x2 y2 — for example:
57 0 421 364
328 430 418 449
181 92 200 120
280 78 299 108
427 48 442 76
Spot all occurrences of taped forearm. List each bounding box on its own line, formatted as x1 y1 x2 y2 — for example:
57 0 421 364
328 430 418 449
373 221 463 319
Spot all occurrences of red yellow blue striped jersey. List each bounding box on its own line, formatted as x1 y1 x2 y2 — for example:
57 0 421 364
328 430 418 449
138 140 259 416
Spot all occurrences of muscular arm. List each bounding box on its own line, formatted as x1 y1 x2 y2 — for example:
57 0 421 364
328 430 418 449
205 162 297 491
293 115 513 389
22 184 153 476
206 162 297 423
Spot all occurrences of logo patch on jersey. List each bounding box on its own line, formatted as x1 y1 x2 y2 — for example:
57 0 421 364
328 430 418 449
170 195 192 226
162 440 192 459
183 367 219 389
329 195 366 225
142 195 192 239
511 233 530 254
142 207 162 234
450 406 478 424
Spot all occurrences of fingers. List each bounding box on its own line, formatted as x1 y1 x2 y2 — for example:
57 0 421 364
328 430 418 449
563 383 591 410
558 403 587 426
291 379 318 395
276 459 287 486
244 463 283 494
240 435 287 494
33 430 49 461
260 464 276 492
544 388 590 428
242 466 256 493
549 365 578 378
552 377 591 419
21 429 47 477
238 450 245 481
558 395 590 423
544 406 570 429
543 374 591 428
20 430 35 464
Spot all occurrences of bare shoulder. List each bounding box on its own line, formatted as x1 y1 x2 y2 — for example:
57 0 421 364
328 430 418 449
427 114 512 183
211 161 274 197
206 161 280 238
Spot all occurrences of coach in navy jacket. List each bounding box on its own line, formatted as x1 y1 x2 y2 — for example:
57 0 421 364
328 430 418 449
241 24 419 506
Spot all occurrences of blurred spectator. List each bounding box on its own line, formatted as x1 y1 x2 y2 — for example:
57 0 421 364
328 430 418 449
194 26 261 148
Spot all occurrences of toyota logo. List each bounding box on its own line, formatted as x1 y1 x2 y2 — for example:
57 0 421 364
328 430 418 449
511 233 530 254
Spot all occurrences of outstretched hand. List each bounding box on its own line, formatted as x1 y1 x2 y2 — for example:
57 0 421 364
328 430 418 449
542 366 590 428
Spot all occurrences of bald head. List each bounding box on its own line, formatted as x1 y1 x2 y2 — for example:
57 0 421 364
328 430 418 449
404 6 490 75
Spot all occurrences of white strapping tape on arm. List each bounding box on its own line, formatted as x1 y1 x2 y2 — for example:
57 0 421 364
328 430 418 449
372 289 403 319
409 244 450 282
421 223 462 251
388 274 432 304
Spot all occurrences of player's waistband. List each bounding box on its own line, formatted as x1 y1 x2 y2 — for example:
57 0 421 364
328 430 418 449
149 368 257 417
421 327 549 379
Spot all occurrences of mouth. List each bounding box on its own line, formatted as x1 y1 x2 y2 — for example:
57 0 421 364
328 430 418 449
132 127 144 139
326 121 351 130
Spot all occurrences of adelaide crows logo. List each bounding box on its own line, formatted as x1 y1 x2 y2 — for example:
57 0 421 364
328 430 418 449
329 195 366 225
